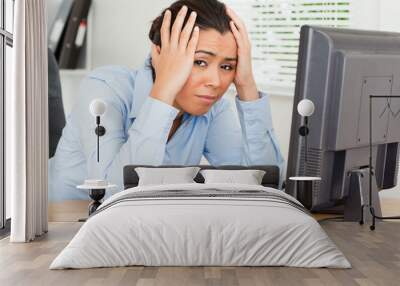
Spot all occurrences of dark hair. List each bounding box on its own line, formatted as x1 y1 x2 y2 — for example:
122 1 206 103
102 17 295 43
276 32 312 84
148 0 231 81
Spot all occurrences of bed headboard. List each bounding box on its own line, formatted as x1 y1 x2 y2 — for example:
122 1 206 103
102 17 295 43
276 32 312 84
123 165 280 189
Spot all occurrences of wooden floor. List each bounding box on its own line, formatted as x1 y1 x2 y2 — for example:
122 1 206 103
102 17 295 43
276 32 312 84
0 197 399 286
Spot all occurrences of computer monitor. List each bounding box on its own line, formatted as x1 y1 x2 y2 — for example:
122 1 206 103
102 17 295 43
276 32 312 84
286 26 400 215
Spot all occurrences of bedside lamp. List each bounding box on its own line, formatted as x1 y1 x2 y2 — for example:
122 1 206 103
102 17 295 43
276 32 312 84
89 99 107 162
288 98 318 209
297 99 315 164
76 99 116 219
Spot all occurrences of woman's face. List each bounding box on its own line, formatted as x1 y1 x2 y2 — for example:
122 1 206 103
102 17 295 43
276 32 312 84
174 28 237 116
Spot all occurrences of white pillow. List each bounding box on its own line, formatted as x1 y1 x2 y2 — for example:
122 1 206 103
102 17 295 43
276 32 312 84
135 167 201 186
200 169 266 185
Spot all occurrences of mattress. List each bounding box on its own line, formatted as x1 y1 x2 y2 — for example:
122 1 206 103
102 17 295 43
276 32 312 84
50 183 351 269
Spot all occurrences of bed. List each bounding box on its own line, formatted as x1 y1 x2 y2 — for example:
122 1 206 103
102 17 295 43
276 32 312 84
49 165 351 269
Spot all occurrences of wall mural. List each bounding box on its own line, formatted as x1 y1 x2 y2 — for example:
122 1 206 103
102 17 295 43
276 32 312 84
47 0 285 203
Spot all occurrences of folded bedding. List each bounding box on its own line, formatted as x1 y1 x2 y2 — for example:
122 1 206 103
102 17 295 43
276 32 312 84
50 183 351 269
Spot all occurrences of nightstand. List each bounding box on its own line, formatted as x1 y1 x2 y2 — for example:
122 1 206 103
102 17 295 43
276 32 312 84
77 181 117 220
289 176 321 209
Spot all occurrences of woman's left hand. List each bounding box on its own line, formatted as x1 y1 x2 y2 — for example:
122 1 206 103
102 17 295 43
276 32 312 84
226 6 259 101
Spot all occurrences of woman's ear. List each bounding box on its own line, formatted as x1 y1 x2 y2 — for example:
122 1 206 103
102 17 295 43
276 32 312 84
151 43 161 71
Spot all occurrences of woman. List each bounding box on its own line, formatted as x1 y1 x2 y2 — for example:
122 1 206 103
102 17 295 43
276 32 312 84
49 0 285 201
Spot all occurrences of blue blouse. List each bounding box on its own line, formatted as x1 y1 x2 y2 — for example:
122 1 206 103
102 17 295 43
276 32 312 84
49 56 286 201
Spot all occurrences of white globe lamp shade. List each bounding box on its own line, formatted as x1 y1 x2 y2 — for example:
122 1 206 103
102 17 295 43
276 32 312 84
297 99 315 117
89 99 107 117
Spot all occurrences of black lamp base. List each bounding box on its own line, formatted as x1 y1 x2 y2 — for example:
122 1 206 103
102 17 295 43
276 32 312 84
78 188 106 222
88 188 105 215
296 180 313 209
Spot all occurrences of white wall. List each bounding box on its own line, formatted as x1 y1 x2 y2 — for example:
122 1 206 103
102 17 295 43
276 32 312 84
88 0 173 69
379 0 400 32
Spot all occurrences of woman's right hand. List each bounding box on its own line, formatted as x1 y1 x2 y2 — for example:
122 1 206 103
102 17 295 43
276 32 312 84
150 6 199 106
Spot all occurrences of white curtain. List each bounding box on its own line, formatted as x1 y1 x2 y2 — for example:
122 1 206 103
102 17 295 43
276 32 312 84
8 0 49 242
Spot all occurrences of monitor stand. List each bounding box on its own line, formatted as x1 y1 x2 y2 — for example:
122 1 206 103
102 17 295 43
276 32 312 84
344 168 382 222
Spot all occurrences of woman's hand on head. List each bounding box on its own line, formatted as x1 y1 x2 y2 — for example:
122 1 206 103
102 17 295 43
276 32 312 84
226 6 259 101
150 6 199 106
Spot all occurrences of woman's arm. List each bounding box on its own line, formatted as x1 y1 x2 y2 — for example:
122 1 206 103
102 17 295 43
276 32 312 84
150 6 199 106
74 76 179 190
202 6 286 187
203 93 286 185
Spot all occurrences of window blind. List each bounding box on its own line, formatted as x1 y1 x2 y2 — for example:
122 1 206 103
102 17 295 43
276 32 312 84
225 0 352 95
